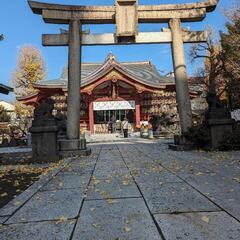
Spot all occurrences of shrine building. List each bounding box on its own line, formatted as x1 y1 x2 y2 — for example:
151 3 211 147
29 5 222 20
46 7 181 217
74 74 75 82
18 53 201 134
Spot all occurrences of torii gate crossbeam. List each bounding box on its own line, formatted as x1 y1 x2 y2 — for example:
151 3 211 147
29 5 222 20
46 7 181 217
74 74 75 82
29 0 218 24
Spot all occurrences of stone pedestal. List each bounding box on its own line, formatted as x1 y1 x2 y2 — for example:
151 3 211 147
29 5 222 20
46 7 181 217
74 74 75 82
207 108 234 149
153 130 161 138
58 138 91 158
169 135 198 151
30 118 59 163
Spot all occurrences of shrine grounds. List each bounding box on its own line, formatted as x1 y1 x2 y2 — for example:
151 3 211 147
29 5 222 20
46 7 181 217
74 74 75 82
0 138 239 239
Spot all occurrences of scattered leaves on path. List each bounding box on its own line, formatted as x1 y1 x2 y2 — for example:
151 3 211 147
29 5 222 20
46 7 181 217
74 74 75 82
56 216 68 224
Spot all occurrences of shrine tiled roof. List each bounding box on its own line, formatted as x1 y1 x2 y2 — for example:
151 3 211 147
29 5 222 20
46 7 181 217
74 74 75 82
34 53 174 89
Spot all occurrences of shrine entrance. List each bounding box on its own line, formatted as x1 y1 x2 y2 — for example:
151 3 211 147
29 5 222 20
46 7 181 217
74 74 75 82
93 100 136 134
94 108 135 134
28 0 219 152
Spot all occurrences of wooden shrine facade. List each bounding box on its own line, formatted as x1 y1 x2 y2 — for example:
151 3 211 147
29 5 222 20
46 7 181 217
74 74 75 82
18 54 202 134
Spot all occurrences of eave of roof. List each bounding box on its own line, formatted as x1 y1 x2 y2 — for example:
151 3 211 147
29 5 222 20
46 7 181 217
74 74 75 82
16 92 39 101
0 83 13 95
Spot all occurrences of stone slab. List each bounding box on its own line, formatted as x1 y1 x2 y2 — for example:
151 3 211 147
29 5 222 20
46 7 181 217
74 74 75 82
133 168 183 184
59 148 91 158
70 155 97 161
72 198 162 240
207 194 240 221
98 149 120 160
95 160 127 170
184 173 240 196
6 188 84 223
60 164 94 176
0 217 7 224
68 161 96 170
86 175 141 200
40 174 89 191
181 172 240 221
93 166 129 179
154 211 240 240
0 220 75 240
139 182 220 214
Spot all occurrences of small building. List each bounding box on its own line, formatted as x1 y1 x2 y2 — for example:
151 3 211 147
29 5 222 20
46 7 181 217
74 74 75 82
0 101 16 122
18 54 203 134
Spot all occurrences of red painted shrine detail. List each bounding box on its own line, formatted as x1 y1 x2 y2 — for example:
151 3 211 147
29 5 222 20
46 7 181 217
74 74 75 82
18 53 201 134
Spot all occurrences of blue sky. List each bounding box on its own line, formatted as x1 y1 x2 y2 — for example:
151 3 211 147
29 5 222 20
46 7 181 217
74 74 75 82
0 0 232 101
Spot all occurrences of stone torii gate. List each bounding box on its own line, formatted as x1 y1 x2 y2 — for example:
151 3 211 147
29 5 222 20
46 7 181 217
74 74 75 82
28 0 219 152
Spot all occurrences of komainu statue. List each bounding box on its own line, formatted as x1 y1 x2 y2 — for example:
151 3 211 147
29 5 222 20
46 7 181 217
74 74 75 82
34 98 55 118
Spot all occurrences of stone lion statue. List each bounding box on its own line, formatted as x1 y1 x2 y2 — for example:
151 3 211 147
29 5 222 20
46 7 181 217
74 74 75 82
34 98 55 118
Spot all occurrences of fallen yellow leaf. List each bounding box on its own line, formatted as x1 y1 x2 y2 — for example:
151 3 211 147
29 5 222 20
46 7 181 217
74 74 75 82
92 223 98 228
14 201 22 206
57 216 68 222
201 216 209 223
122 180 129 186
124 227 131 232
106 199 119 204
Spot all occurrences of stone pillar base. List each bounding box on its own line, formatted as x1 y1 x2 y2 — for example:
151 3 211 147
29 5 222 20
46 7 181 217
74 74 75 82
208 119 234 149
169 135 198 151
58 138 91 157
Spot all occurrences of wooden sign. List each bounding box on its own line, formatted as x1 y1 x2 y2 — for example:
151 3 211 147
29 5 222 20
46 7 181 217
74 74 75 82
116 0 138 38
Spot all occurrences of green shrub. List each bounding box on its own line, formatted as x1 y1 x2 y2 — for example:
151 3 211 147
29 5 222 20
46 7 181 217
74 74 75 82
184 125 211 148
218 134 240 151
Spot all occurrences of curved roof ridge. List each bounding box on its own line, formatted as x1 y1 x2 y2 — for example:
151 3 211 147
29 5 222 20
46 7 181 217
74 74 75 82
121 61 151 65
33 54 174 89
82 62 102 66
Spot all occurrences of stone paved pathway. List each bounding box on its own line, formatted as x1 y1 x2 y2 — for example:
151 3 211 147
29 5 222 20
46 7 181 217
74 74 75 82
86 132 141 143
0 139 239 239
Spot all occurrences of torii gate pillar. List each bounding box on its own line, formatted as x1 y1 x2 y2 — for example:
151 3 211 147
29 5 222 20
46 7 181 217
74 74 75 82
67 20 81 140
59 20 89 154
170 18 193 134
